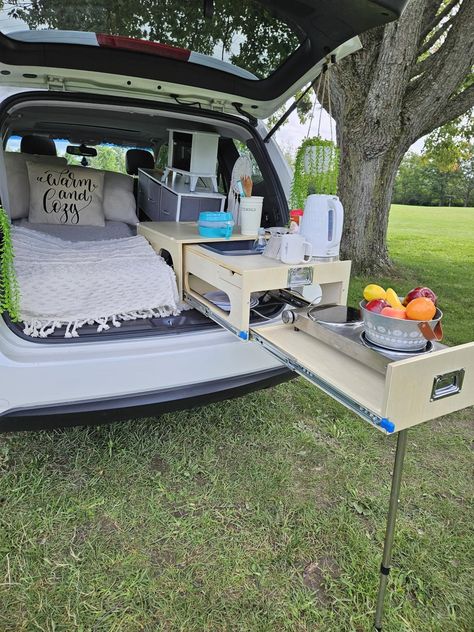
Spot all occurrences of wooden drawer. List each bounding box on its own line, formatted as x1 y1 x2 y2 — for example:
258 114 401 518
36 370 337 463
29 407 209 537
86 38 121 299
182 243 473 434
183 244 351 339
251 322 474 434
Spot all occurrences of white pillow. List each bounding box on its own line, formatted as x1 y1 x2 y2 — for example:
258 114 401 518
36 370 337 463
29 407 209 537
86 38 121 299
4 152 68 220
27 161 105 226
102 170 138 225
61 166 138 224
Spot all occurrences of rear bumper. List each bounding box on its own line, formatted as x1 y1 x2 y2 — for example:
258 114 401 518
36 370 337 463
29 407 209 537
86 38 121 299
0 317 292 431
1 366 292 432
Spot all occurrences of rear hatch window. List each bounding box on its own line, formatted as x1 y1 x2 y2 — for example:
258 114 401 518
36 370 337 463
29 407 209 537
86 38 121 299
0 0 302 80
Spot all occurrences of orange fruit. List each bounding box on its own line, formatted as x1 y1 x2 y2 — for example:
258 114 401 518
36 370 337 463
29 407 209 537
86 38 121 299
381 307 407 319
405 297 436 321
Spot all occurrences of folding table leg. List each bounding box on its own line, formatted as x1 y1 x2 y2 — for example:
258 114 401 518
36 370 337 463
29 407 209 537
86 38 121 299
374 429 409 631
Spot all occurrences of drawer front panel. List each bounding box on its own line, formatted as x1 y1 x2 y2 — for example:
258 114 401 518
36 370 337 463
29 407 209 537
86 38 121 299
200 197 222 212
148 180 161 204
383 342 474 431
180 197 201 221
138 172 150 196
137 173 150 211
250 324 473 434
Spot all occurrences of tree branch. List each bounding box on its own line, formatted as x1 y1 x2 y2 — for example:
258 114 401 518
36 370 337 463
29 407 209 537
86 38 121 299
419 84 474 136
420 0 460 41
410 48 441 78
404 0 474 137
418 12 456 56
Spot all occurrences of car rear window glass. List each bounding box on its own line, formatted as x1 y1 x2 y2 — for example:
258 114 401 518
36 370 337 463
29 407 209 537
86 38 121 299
6 135 150 175
0 1 302 80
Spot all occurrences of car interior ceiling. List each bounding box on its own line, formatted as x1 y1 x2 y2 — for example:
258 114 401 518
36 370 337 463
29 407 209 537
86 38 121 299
1 99 286 342
2 102 253 149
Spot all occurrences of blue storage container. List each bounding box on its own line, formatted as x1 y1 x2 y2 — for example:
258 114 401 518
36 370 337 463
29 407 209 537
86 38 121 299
198 212 234 239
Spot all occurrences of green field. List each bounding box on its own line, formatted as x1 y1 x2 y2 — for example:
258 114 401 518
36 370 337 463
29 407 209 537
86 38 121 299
1 205 473 631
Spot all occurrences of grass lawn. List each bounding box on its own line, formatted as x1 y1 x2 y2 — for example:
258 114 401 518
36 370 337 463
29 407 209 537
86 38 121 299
1 205 473 632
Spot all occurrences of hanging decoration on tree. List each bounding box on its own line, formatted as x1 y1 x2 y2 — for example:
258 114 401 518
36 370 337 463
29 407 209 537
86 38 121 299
290 60 339 208
0 207 20 322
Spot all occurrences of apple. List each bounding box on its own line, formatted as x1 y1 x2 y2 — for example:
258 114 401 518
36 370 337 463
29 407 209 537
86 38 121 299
403 286 437 306
365 299 389 313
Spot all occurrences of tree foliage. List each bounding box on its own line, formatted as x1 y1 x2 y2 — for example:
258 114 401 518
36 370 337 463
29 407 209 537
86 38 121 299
5 0 299 79
423 117 473 172
66 145 128 173
393 115 474 207
393 150 474 207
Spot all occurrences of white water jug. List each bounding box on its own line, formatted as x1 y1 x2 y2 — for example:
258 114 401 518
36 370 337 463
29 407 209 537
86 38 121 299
300 194 344 259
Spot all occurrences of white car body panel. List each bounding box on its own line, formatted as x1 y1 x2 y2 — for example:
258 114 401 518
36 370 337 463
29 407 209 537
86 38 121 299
0 36 361 119
0 318 281 417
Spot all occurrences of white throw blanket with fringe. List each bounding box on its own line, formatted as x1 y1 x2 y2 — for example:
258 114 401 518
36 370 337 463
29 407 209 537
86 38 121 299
12 226 182 338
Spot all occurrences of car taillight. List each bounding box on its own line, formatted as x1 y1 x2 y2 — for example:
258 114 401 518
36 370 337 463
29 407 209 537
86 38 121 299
96 34 190 61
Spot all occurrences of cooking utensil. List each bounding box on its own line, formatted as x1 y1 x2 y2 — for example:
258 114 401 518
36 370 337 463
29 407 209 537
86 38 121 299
204 291 258 312
241 175 253 197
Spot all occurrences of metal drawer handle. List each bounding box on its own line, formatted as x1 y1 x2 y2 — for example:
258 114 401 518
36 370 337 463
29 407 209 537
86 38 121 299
430 368 465 401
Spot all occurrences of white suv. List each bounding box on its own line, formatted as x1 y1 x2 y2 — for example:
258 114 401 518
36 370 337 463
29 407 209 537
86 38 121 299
0 1 406 430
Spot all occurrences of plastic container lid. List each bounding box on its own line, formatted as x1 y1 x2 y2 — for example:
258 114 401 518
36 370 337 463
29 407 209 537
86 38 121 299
199 211 233 222
198 220 234 228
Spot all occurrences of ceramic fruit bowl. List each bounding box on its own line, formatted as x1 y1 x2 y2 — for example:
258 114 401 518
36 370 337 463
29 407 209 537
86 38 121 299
360 300 443 351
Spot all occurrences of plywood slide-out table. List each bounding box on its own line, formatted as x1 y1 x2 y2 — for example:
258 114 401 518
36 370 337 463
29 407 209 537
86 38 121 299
138 221 474 630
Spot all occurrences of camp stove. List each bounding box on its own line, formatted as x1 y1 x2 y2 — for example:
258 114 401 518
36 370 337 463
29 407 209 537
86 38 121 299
281 304 439 374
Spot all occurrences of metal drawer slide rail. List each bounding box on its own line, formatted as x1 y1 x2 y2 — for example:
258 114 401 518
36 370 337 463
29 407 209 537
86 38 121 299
185 292 246 339
251 330 394 433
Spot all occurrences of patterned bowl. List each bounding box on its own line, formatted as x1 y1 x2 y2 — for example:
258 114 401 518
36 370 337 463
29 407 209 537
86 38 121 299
359 300 443 351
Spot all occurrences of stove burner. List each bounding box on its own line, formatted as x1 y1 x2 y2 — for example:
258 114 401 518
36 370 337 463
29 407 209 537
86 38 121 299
308 305 362 326
360 331 433 356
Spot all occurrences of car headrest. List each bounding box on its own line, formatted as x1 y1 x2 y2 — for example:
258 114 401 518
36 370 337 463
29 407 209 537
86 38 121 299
20 135 57 156
125 149 154 175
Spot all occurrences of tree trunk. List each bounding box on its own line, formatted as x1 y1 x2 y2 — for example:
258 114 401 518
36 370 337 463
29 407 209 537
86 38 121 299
312 0 474 274
338 142 405 274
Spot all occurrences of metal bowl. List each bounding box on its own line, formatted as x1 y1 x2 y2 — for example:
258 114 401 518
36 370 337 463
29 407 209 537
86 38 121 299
359 300 442 351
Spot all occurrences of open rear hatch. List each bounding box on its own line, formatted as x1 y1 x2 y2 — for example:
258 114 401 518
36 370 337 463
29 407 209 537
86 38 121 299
0 0 408 119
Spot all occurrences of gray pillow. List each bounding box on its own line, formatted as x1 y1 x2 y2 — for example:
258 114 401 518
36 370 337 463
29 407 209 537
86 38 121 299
27 161 105 226
101 169 139 225
4 152 68 220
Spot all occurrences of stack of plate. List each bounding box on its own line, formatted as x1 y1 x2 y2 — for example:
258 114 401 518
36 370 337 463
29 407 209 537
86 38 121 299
204 291 259 312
